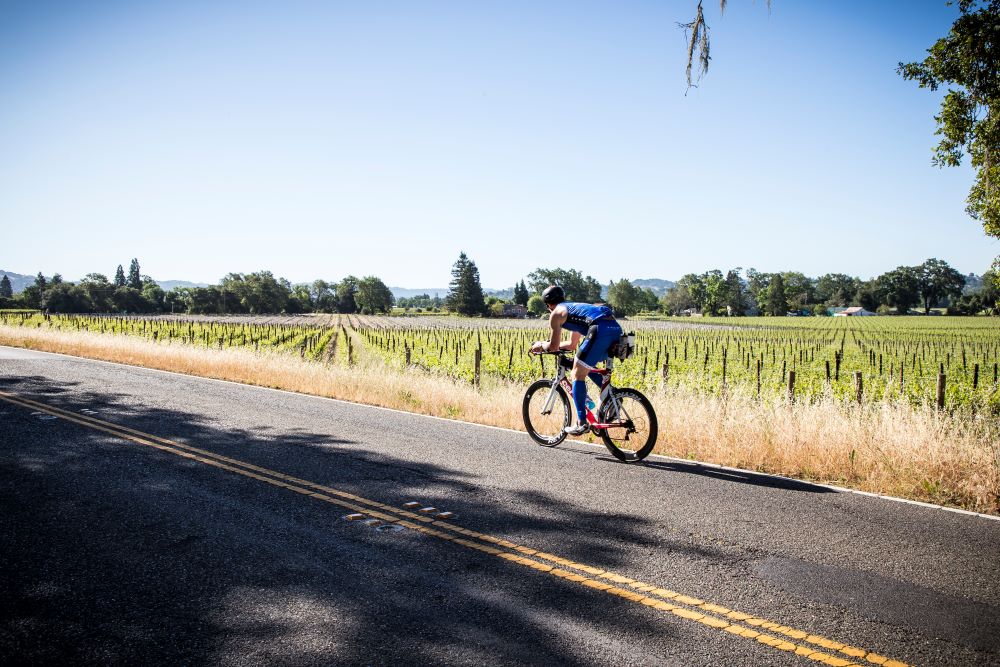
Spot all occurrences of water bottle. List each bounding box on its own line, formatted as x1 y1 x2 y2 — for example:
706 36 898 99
585 397 596 410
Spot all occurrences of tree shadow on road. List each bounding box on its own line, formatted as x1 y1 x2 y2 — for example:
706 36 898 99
0 374 702 665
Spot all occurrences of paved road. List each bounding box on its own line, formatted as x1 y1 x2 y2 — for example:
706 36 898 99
1 346 998 666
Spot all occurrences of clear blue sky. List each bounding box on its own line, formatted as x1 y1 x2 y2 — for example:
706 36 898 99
2 0 996 288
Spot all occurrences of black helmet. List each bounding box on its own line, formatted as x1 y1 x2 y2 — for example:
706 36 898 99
542 285 565 305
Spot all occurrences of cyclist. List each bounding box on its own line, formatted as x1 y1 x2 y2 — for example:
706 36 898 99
530 285 623 435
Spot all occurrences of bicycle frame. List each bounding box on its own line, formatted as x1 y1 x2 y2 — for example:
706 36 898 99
540 353 622 430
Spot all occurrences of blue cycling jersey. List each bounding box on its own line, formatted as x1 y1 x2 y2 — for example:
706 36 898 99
560 302 614 335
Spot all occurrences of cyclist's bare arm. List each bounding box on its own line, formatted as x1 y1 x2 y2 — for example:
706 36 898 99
531 306 581 353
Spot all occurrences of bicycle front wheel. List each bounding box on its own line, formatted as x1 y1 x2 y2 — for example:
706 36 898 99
522 379 571 447
599 388 658 462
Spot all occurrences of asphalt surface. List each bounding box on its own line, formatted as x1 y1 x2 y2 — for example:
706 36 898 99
1 345 999 666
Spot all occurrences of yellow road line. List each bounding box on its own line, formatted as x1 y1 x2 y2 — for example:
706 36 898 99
1 390 909 667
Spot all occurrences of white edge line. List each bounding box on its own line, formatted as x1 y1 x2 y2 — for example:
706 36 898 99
3 343 998 523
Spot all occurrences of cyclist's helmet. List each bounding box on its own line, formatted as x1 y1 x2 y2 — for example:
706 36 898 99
542 285 565 305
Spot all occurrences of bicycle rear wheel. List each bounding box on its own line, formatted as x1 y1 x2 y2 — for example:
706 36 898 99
598 388 658 462
522 379 571 446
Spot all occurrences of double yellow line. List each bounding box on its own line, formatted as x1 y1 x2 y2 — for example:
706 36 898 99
0 389 907 667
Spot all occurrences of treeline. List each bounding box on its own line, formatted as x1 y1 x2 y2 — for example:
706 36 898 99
3 255 997 317
0 260 395 315
653 259 997 317
490 259 998 318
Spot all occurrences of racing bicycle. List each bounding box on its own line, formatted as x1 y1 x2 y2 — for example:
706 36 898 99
522 350 658 462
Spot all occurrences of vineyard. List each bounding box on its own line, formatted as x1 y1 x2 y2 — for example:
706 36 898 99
3 312 999 411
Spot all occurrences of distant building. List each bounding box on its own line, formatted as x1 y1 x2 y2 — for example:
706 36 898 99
833 307 876 317
502 304 528 318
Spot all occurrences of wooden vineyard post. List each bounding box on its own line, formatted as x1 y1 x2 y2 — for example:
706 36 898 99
474 347 482 388
973 363 979 390
348 338 353 366
721 352 727 389
937 373 946 410
662 352 669 382
405 344 411 366
835 353 841 382
539 354 545 377
787 370 796 402
855 371 863 405
825 360 831 383
756 359 761 398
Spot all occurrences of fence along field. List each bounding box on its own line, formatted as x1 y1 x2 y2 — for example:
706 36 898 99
2 312 999 410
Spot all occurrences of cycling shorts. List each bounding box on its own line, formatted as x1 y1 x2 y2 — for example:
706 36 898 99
575 320 623 369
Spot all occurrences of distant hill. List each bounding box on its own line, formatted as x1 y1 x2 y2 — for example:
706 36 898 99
630 278 676 296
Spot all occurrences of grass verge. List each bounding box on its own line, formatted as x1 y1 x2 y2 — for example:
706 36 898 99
2 325 997 514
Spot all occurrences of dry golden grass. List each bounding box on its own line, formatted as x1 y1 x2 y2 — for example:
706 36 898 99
3 325 997 514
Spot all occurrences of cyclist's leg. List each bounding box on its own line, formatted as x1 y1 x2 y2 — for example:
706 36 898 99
572 325 601 425
577 321 621 402
576 322 622 369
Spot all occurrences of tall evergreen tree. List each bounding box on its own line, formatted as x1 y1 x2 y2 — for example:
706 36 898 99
723 269 747 316
127 258 142 290
0 275 12 298
447 252 487 316
114 264 126 287
513 280 529 306
767 273 789 316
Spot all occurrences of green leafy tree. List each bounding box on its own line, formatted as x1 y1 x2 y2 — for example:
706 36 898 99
527 294 547 316
640 288 659 312
527 268 602 303
447 252 487 316
815 273 858 306
127 259 141 290
745 268 770 313
78 273 115 312
766 273 789 316
917 258 966 313
187 286 223 314
661 282 695 314
878 266 922 314
513 280 529 307
114 265 126 287
113 287 147 313
899 1 1000 252
608 279 643 316
781 271 815 309
0 275 12 299
701 270 726 315
310 280 337 312
356 276 395 314
857 280 882 313
140 276 164 312
164 288 187 313
220 271 290 314
287 285 313 313
41 283 92 313
335 276 359 313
